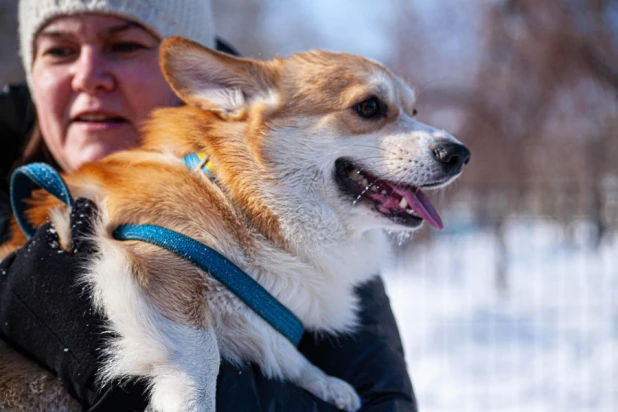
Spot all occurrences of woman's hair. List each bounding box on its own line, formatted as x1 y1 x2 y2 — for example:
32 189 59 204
18 0 216 95
6 120 58 188
20 124 59 169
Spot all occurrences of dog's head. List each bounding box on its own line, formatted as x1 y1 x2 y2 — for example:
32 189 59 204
160 37 470 239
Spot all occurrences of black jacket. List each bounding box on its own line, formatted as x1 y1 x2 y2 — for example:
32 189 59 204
0 80 417 411
0 83 35 243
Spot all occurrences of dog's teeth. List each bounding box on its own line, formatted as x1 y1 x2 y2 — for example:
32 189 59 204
406 208 417 215
381 190 387 195
371 186 378 192
362 178 369 186
399 197 408 209
349 169 364 182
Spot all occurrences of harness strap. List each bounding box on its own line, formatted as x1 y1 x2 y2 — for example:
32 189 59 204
113 224 304 346
10 158 305 346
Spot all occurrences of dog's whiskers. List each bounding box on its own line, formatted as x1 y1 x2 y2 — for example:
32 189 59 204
349 144 398 156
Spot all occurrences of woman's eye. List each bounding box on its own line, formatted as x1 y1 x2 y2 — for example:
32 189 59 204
354 97 384 119
45 47 76 58
110 42 144 53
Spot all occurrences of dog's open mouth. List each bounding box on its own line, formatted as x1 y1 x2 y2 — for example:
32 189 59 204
335 158 443 229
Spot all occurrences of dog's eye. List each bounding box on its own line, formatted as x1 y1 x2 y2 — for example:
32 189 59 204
354 97 384 119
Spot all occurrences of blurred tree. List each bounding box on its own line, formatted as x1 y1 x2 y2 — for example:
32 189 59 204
461 0 618 186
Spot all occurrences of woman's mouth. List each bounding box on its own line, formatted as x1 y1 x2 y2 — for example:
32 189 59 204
71 113 128 130
75 114 125 123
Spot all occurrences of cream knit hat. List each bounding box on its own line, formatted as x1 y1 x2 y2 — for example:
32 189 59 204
18 0 215 92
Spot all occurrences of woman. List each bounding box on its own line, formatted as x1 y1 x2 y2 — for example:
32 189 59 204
0 0 417 410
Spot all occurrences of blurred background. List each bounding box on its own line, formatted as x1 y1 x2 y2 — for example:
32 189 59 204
2 0 617 410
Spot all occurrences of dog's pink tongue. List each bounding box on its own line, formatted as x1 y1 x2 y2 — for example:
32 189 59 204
392 186 444 230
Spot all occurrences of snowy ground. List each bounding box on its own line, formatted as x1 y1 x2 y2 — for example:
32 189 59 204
382 216 618 412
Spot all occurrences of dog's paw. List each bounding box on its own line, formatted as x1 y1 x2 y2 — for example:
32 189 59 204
306 375 361 411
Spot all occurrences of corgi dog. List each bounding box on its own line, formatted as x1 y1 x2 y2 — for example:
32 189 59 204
0 36 470 411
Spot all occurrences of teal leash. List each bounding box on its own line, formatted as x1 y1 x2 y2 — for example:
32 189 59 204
113 224 304 345
10 163 73 238
9 158 304 346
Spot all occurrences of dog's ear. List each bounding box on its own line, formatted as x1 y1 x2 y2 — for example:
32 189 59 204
160 36 276 116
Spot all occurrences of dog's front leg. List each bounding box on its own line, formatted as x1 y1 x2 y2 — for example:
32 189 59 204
88 236 220 412
290 351 361 411
292 354 361 411
98 293 221 412
147 325 220 412
251 326 361 411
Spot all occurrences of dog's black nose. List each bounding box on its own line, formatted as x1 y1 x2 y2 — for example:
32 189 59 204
433 142 471 174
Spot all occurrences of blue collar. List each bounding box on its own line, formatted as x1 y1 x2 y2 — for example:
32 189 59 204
183 152 215 176
10 156 305 346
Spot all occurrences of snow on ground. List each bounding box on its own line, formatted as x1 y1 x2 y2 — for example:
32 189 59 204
382 216 618 412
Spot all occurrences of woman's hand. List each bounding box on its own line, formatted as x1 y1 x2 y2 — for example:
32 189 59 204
0 198 114 406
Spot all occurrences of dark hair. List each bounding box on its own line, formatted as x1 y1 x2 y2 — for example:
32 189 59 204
14 121 60 171
1 83 59 194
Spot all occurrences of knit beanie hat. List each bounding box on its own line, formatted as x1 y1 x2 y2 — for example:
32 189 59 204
18 0 215 92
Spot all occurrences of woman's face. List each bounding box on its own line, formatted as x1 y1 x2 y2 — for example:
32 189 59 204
31 14 179 172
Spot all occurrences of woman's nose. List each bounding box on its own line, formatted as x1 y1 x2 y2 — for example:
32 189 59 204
71 46 115 93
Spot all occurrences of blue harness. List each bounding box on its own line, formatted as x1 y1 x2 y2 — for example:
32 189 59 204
10 156 304 346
